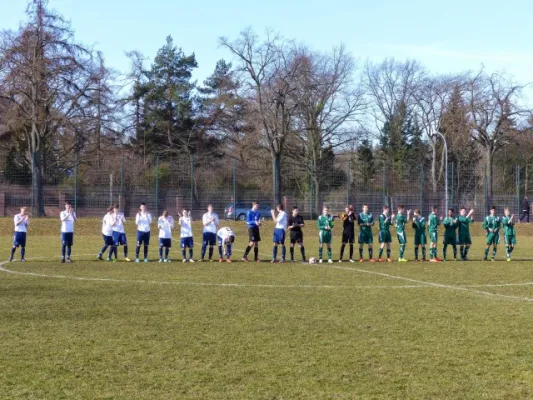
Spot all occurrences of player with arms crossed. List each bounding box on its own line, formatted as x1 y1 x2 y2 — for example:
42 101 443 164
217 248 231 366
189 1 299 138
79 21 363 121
428 206 442 262
60 202 77 263
200 204 219 262
457 207 474 261
271 204 288 263
442 208 459 261
287 206 306 262
394 205 411 262
242 202 262 263
412 209 427 261
217 226 235 263
502 207 516 261
111 205 130 262
339 205 356 262
179 209 194 263
317 206 335 263
378 205 394 262
10 206 29 262
358 204 375 262
158 210 174 263
98 206 115 261
135 203 152 263
482 206 501 261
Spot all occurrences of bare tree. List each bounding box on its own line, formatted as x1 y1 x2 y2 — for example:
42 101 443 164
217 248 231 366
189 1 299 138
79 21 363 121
220 28 302 205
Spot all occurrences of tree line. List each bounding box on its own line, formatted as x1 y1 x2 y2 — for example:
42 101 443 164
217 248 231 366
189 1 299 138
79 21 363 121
0 0 532 216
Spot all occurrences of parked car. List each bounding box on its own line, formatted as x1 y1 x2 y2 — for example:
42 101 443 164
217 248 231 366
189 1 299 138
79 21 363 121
225 202 272 221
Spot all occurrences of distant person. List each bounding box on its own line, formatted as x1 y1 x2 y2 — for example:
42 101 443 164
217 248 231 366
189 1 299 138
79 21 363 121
112 205 130 262
339 205 356 263
520 197 530 223
270 204 288 263
135 203 152 263
200 204 219 262
217 226 235 263
502 207 516 262
158 210 174 263
10 206 29 262
179 209 195 263
60 202 77 263
482 206 501 262
287 206 306 262
98 206 115 261
242 202 262 263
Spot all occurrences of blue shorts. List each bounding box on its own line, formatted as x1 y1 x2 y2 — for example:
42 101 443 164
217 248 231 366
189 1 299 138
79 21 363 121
113 231 128 246
181 237 194 248
61 232 74 246
273 228 286 244
103 234 114 246
159 238 172 248
13 232 27 247
203 232 217 246
137 231 151 245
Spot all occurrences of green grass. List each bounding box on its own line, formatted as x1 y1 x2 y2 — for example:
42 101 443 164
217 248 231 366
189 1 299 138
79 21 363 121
1 218 533 399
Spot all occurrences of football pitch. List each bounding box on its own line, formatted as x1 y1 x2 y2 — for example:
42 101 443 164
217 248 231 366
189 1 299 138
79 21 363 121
1 218 533 399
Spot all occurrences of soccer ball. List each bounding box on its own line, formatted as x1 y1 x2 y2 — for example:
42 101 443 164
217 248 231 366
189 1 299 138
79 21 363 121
309 257 317 264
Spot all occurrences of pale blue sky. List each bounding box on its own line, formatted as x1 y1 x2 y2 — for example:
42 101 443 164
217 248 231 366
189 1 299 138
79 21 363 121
1 0 532 88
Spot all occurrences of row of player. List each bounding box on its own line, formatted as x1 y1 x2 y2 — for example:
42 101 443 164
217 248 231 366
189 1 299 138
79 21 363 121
7 201 517 263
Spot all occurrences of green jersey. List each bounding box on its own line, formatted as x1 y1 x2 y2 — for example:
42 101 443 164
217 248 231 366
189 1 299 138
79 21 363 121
395 213 407 233
413 216 426 234
358 212 374 234
379 213 392 233
502 216 516 236
317 214 335 231
428 213 440 233
443 216 458 235
482 215 501 233
457 215 473 236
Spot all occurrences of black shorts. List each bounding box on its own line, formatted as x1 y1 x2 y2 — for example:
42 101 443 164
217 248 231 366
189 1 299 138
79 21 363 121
290 230 303 244
342 230 355 244
248 226 261 242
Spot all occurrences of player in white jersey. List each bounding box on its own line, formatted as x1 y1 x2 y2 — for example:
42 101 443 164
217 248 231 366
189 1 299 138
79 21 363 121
10 206 29 262
270 204 288 263
135 202 152 263
111 205 130 261
179 209 194 262
60 202 77 263
158 210 174 262
98 206 115 261
217 226 235 262
200 204 219 261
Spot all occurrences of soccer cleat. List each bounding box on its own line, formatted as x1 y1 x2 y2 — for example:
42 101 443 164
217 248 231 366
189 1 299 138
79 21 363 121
124 258 131 262
378 257 384 262
189 259 195 263
20 259 26 262
483 257 488 261
279 260 284 264
144 258 149 263
271 259 276 263
241 256 249 262
349 259 355 263
219 258 224 263
61 258 66 263
415 259 420 262
226 259 232 263
290 259 295 263
135 258 140 263
491 258 495 262
507 257 511 262
398 258 408 262
8 257 13 262
319 259 323 263
97 254 103 260
166 259 171 263
436 257 443 262
429 258 438 263
338 260 342 263
107 257 112 262
256 259 260 263
66 258 72 263
359 258 364 263
182 259 187 263
387 258 393 262
369 258 376 263
327 259 333 264
159 259 163 263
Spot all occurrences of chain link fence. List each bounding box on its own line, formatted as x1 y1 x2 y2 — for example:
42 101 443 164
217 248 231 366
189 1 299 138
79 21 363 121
0 150 529 219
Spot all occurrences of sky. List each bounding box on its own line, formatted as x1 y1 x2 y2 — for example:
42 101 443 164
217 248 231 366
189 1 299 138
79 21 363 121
1 0 532 91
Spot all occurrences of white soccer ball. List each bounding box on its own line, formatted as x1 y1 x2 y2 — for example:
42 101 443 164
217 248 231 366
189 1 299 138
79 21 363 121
309 257 317 264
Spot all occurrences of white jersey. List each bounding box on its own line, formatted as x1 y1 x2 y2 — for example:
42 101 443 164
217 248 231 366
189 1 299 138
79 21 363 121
14 213 29 233
60 210 76 233
112 212 126 233
179 216 193 238
202 212 219 234
136 212 152 232
158 216 174 239
217 227 235 242
102 213 114 236
275 210 288 230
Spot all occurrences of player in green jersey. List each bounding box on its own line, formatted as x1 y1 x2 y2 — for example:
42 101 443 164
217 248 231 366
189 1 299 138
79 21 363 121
357 204 375 262
317 206 335 264
457 207 474 261
428 206 442 262
442 208 459 261
412 209 427 261
482 206 501 261
394 205 411 262
502 207 516 261
378 205 394 262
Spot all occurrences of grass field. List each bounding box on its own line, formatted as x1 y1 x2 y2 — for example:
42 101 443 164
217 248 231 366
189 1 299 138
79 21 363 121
1 218 533 399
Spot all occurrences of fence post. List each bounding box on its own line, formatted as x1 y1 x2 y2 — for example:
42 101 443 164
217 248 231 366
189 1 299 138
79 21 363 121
109 173 113 207
31 153 35 217
309 161 313 220
120 154 125 211
74 152 78 212
346 160 351 206
484 165 488 215
450 163 455 211
190 156 194 212
517 165 521 216
419 163 424 215
233 159 237 221
155 155 160 216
